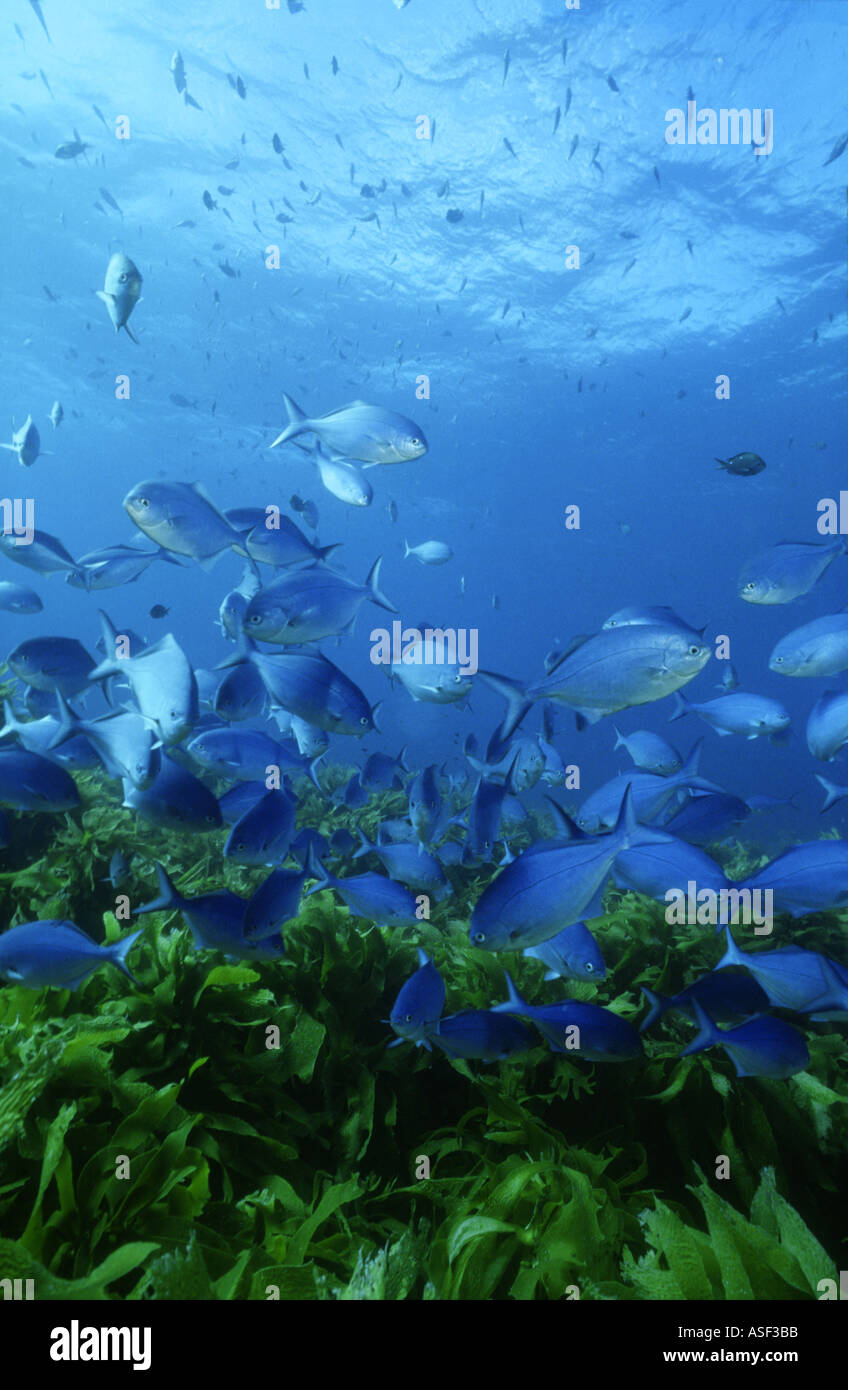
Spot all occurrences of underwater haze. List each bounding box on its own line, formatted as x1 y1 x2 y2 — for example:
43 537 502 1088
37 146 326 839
0 0 847 1311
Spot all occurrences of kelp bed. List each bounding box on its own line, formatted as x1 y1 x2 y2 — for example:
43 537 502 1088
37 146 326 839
0 769 845 1300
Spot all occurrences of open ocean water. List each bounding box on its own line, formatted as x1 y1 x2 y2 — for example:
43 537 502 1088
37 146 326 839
0 0 847 1340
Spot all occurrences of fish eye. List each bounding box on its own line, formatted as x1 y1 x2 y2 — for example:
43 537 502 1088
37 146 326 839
473 931 485 944
453 674 463 683
585 962 594 973
745 582 756 591
411 437 421 446
688 645 700 655
774 655 783 664
508 929 520 941
119 272 128 282
405 1013 412 1023
137 496 149 507
206 813 218 824
360 716 370 726
248 614 262 624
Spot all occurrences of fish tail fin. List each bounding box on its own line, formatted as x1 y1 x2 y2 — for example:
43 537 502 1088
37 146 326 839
88 609 121 678
668 692 691 723
640 986 671 1032
714 457 729 470
307 753 325 794
304 840 330 894
122 322 139 345
109 927 145 985
396 743 409 775
47 691 80 748
477 670 532 741
269 392 307 449
491 969 527 1015
352 827 374 860
815 774 847 812
136 862 182 914
612 724 625 749
365 555 397 613
679 736 703 780
714 925 744 969
403 540 411 558
679 999 719 1056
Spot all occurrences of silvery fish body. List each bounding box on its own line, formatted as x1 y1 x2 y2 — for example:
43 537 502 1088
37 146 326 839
96 252 143 342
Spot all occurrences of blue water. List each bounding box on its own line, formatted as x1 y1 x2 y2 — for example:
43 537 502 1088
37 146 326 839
1 0 846 848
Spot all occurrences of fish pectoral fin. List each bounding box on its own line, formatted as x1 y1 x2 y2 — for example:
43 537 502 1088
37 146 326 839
95 289 115 303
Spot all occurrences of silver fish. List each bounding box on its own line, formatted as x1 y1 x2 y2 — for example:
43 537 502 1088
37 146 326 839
96 252 142 343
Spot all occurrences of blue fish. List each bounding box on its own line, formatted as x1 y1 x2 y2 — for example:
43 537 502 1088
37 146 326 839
354 828 449 897
740 840 848 916
492 971 643 1061
680 1000 809 1078
137 862 284 960
613 727 682 775
432 1011 533 1061
360 748 408 792
408 764 441 846
243 865 307 941
640 972 769 1031
613 836 729 901
7 637 95 696
221 640 378 736
470 785 673 951
214 662 268 722
306 846 420 927
218 781 268 825
660 791 750 845
188 727 305 781
522 921 606 982
714 928 848 1014
576 740 722 833
806 689 848 762
462 749 521 865
0 920 143 990
388 949 445 1048
0 748 80 812
224 787 296 865
122 755 222 832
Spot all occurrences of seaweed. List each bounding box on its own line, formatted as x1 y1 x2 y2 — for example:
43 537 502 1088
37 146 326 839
0 776 846 1300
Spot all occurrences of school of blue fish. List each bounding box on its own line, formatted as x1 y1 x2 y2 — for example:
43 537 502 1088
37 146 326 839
2 432 848 1082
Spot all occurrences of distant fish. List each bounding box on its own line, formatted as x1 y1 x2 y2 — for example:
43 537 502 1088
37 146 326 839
218 260 239 278
42 284 59 301
503 137 517 157
55 129 90 160
388 499 398 523
96 252 142 343
715 451 766 476
0 415 48 467
272 133 283 153
502 49 510 85
332 55 339 75
607 74 620 92
217 185 235 196
92 104 110 131
553 105 561 134
686 239 694 256
169 394 197 409
49 400 63 429
290 494 319 529
564 87 571 116
28 0 52 42
446 208 463 224
184 91 202 110
823 132 848 167
174 219 195 229
99 186 122 215
404 540 453 566
18 157 36 169
568 135 578 160
39 69 53 98
653 165 661 185
149 604 170 619
171 51 186 93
